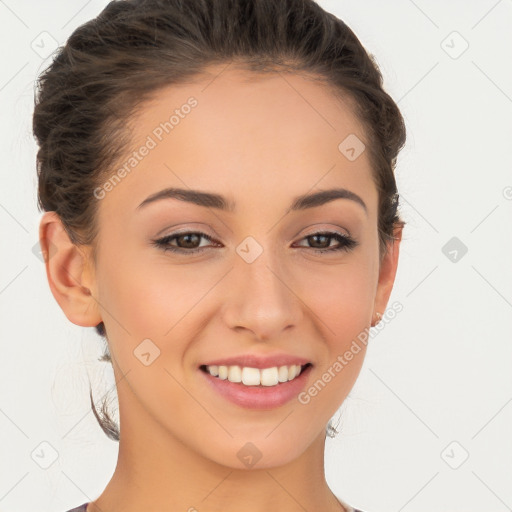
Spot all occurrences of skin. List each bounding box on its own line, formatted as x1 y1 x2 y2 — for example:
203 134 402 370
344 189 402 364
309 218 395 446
39 64 402 512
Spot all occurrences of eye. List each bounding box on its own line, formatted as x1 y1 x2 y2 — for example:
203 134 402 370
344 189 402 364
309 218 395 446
151 231 218 254
151 230 358 255
293 231 358 253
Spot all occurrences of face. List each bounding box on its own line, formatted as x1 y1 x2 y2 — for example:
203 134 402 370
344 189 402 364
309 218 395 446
43 65 400 470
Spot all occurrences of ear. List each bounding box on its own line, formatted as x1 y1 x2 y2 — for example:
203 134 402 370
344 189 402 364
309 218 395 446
372 223 403 324
39 211 102 328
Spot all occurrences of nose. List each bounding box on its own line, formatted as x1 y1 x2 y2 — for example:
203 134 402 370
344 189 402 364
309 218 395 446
221 248 304 341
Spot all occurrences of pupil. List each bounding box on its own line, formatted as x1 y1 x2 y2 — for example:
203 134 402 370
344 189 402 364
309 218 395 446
311 234 328 248
181 234 198 248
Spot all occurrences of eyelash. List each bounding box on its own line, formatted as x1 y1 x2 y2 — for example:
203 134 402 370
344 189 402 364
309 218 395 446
151 230 358 255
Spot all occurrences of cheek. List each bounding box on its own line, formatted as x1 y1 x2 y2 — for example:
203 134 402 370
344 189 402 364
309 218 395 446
96 248 217 368
296 265 372 416
97 246 197 333
297 257 375 338
96 233 377 365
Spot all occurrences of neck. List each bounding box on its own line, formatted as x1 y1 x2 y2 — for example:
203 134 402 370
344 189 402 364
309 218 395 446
87 394 345 512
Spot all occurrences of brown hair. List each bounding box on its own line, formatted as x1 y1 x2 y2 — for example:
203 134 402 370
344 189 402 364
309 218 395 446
33 0 407 441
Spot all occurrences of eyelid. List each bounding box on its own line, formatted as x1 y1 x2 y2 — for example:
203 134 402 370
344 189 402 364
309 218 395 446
153 225 350 244
300 225 351 238
151 227 358 255
153 222 218 239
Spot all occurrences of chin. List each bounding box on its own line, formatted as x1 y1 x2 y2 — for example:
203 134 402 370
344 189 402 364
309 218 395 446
196 431 315 471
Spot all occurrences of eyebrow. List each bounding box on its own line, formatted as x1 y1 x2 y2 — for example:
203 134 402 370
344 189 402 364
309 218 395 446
136 187 367 215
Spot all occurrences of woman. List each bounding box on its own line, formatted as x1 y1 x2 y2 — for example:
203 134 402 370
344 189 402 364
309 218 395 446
34 0 406 510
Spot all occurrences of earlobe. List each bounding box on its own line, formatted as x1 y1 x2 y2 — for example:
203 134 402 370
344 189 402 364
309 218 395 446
39 212 102 328
372 224 403 322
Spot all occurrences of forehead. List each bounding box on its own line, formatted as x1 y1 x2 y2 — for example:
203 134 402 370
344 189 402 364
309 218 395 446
101 65 377 217
133 64 368 150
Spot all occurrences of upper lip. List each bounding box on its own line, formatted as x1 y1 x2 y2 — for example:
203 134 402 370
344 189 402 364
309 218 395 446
201 353 312 369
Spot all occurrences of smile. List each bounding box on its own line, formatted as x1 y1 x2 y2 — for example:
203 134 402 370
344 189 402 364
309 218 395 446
200 363 312 387
199 363 314 409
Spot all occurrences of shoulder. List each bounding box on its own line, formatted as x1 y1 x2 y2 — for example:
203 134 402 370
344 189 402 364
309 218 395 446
336 496 367 512
62 503 89 512
63 502 366 512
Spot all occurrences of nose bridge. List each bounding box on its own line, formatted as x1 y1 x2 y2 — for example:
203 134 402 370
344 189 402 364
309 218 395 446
224 235 301 339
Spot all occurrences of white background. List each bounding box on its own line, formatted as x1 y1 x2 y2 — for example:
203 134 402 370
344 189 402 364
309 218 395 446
0 1 511 511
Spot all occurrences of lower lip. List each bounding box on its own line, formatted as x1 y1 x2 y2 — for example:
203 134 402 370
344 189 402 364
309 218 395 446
199 365 313 410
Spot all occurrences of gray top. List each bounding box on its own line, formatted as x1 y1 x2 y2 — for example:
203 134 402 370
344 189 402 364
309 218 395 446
64 505 88 512
65 497 365 512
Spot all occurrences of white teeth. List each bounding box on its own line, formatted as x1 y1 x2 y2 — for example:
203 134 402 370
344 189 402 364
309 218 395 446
242 367 260 386
277 365 288 382
260 367 278 386
228 365 242 383
205 364 305 386
218 365 228 380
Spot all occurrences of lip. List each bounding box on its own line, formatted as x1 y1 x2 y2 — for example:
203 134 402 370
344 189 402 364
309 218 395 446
200 353 311 369
199 363 313 410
